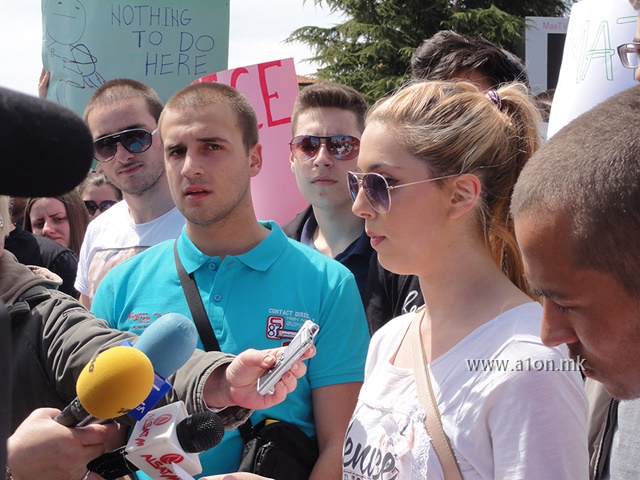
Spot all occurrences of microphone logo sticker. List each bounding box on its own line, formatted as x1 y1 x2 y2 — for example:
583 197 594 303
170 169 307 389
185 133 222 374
154 413 173 426
160 453 185 464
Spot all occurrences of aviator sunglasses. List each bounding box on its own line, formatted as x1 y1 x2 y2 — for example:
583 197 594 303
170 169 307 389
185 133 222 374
93 128 158 163
289 135 360 162
84 200 118 216
348 171 461 214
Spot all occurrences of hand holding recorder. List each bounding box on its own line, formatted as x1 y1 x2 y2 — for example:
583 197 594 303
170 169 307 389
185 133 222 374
204 325 317 412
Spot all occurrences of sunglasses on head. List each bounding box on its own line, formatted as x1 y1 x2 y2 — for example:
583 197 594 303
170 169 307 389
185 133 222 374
289 135 360 162
84 200 118 215
347 171 461 214
93 128 157 163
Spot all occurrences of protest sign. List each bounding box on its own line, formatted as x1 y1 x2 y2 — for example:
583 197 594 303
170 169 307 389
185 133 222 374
195 59 307 224
42 0 229 116
548 0 636 137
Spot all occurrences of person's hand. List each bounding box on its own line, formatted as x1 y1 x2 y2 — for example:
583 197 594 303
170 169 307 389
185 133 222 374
201 474 273 480
38 69 50 100
204 345 315 411
7 407 126 480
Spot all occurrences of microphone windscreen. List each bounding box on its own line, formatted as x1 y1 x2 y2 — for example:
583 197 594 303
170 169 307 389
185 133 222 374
176 411 225 453
76 346 155 419
133 313 198 379
0 87 93 197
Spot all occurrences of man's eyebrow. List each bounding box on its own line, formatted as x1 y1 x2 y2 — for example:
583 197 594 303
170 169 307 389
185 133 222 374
94 124 145 140
529 284 569 301
197 136 228 144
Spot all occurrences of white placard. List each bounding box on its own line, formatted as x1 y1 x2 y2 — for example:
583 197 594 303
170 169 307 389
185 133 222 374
548 0 637 137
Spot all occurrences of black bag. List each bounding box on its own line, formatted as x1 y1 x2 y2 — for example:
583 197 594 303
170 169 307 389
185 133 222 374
238 419 319 480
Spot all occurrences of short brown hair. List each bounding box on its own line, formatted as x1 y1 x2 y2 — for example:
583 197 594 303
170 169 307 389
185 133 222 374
291 82 368 133
512 84 640 295
630 0 640 11
159 82 259 152
84 78 163 123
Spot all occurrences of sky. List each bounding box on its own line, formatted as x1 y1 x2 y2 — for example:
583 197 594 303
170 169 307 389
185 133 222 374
0 1 343 98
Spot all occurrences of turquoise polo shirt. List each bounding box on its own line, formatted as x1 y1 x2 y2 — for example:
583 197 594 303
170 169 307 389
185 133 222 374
92 220 369 476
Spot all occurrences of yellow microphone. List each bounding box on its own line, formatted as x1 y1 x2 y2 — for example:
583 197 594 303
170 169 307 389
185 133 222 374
55 346 155 426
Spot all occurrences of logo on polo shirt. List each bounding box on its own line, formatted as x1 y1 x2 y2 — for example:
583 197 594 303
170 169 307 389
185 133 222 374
265 310 314 342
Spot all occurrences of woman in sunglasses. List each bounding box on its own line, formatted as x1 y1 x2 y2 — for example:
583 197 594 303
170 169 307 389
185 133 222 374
77 172 122 220
24 190 90 256
344 81 588 478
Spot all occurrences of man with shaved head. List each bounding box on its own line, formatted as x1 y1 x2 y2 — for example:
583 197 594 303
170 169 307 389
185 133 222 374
512 82 640 478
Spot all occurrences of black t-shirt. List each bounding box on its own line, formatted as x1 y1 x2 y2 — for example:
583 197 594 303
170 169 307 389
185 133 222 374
5 228 79 298
363 251 424 334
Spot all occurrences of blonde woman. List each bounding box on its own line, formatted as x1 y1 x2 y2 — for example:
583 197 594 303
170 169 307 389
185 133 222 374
344 81 588 478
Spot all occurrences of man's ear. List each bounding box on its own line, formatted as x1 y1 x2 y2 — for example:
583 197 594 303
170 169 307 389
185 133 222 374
248 144 263 177
448 173 481 219
289 152 295 172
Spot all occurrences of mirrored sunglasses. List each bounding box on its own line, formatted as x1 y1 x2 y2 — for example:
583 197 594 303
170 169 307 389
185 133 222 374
93 128 157 163
617 42 640 69
347 171 460 214
84 200 118 215
289 135 360 162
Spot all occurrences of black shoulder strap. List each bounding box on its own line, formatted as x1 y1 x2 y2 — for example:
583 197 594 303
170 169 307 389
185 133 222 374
173 240 220 352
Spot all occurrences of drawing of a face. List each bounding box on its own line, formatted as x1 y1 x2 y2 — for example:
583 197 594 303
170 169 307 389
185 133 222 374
46 0 86 45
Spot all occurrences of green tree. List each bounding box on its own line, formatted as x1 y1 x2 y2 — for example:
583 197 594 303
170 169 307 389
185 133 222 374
288 0 572 102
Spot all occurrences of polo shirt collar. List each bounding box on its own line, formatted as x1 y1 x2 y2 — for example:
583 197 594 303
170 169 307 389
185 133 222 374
176 220 288 275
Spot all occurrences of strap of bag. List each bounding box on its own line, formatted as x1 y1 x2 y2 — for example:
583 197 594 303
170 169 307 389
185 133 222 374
410 308 463 480
173 241 261 437
173 240 220 352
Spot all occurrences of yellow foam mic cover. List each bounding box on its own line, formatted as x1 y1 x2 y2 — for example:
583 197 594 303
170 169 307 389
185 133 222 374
76 345 155 419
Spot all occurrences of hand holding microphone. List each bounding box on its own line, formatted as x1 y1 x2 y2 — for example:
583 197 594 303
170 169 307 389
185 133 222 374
7 408 124 480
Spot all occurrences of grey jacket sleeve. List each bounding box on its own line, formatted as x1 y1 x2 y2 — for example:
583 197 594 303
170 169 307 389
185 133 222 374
11 288 250 431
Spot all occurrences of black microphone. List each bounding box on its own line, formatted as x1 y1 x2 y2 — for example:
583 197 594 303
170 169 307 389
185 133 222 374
0 87 93 197
87 406 225 480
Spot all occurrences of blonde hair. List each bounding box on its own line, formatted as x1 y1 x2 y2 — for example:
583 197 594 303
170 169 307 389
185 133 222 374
0 195 10 238
368 81 541 294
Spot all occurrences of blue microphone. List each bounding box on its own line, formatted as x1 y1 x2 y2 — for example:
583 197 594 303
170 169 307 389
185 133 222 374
133 312 199 378
127 313 198 420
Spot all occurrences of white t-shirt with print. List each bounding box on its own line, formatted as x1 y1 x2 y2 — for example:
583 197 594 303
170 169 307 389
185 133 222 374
75 200 185 299
343 302 589 480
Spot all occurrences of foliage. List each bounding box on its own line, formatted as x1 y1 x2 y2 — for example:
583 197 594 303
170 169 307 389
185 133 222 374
288 0 573 103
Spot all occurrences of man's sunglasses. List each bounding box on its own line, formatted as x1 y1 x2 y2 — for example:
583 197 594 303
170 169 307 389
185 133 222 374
84 200 118 215
347 171 460 214
617 42 640 69
93 128 158 163
289 135 360 162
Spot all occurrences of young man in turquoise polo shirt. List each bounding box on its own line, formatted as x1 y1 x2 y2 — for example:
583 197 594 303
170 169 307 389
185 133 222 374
92 81 370 479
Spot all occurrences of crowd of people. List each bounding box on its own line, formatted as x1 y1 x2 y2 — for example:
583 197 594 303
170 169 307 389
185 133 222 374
3 1 640 478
